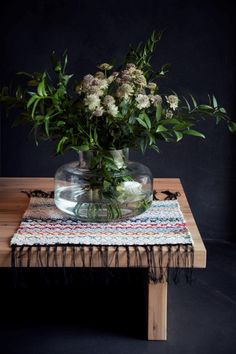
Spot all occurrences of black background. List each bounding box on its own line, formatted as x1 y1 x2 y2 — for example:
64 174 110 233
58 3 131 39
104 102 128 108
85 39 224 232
0 0 235 241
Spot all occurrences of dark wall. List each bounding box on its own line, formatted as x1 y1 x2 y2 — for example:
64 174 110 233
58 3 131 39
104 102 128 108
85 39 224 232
0 0 235 241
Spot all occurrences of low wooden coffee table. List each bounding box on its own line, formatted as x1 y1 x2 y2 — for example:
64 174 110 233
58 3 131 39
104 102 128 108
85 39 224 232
0 178 206 340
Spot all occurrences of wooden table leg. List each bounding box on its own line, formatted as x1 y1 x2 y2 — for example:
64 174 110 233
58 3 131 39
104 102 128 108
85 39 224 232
147 281 168 340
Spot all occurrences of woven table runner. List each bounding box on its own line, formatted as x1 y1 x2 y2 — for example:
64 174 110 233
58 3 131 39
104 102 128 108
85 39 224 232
11 193 194 283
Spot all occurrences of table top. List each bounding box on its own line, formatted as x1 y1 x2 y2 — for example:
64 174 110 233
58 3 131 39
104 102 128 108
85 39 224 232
0 178 206 268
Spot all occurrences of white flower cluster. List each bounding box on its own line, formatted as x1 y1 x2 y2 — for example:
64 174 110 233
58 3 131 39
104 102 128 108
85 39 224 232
165 95 179 110
77 65 120 117
76 62 179 119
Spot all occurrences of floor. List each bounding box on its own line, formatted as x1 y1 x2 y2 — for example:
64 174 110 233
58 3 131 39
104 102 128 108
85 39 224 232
0 240 235 354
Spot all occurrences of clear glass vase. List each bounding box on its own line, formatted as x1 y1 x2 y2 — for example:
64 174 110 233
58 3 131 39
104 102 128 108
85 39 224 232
54 149 153 222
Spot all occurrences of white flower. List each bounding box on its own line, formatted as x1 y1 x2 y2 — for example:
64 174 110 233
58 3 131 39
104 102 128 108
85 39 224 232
126 63 137 74
83 74 94 82
103 95 115 106
116 83 134 100
82 74 94 90
88 78 108 96
133 71 147 87
107 72 119 83
84 94 101 111
82 74 108 96
116 181 143 200
93 107 104 117
148 82 157 92
121 73 132 83
95 71 105 79
107 103 119 117
165 109 173 119
150 94 162 107
97 63 113 71
166 95 179 110
123 181 143 194
135 94 150 110
98 79 108 90
89 86 103 97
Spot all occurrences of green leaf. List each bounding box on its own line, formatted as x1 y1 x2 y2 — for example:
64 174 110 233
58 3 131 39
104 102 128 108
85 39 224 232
56 121 66 126
198 104 214 111
155 103 162 121
27 95 39 108
140 138 148 153
228 121 236 133
184 129 205 138
136 117 148 129
103 180 111 189
144 115 151 130
208 94 212 106
174 131 183 141
159 118 180 125
128 115 136 124
190 95 197 108
37 80 47 97
138 112 151 130
151 145 160 153
215 115 221 125
148 133 156 145
31 98 41 118
63 53 68 73
212 95 218 109
51 51 61 72
44 116 50 136
119 100 129 115
56 136 68 153
93 128 99 146
156 125 167 132
76 145 90 151
174 122 192 130
183 97 191 111
16 87 23 100
61 74 74 86
17 71 34 78
219 107 226 113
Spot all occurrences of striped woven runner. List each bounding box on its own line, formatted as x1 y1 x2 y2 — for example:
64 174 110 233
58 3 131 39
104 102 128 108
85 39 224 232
11 194 194 283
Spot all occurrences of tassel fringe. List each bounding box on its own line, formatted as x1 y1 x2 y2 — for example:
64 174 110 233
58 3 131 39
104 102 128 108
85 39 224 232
11 244 194 284
15 189 193 283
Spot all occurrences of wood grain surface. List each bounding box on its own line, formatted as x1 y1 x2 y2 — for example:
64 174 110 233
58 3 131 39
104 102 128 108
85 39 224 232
0 178 206 268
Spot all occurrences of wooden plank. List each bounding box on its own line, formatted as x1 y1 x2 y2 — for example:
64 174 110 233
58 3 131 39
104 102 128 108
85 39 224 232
0 178 206 268
153 179 206 268
148 282 167 340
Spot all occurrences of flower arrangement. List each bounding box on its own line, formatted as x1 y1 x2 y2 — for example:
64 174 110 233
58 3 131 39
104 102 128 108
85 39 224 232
0 31 235 221
1 31 235 154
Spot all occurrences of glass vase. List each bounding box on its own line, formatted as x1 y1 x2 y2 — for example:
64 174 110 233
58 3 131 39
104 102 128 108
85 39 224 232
54 149 153 222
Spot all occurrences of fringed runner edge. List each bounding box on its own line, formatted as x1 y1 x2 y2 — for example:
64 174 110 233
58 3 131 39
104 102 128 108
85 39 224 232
15 189 193 283
11 244 194 284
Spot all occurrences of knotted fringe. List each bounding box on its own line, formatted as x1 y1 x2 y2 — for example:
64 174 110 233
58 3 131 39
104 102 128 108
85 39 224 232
11 244 194 284
15 189 192 283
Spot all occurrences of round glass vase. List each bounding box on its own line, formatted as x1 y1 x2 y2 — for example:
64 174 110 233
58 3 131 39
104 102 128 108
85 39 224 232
54 149 153 222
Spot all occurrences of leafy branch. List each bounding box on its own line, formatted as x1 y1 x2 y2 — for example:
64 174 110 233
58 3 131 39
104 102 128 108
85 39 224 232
0 32 235 160
125 31 168 78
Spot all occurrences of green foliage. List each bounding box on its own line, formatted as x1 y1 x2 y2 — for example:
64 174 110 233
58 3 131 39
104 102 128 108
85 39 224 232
0 34 234 214
0 33 235 162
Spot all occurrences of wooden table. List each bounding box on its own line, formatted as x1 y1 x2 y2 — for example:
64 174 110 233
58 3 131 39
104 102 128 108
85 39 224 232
0 178 206 340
